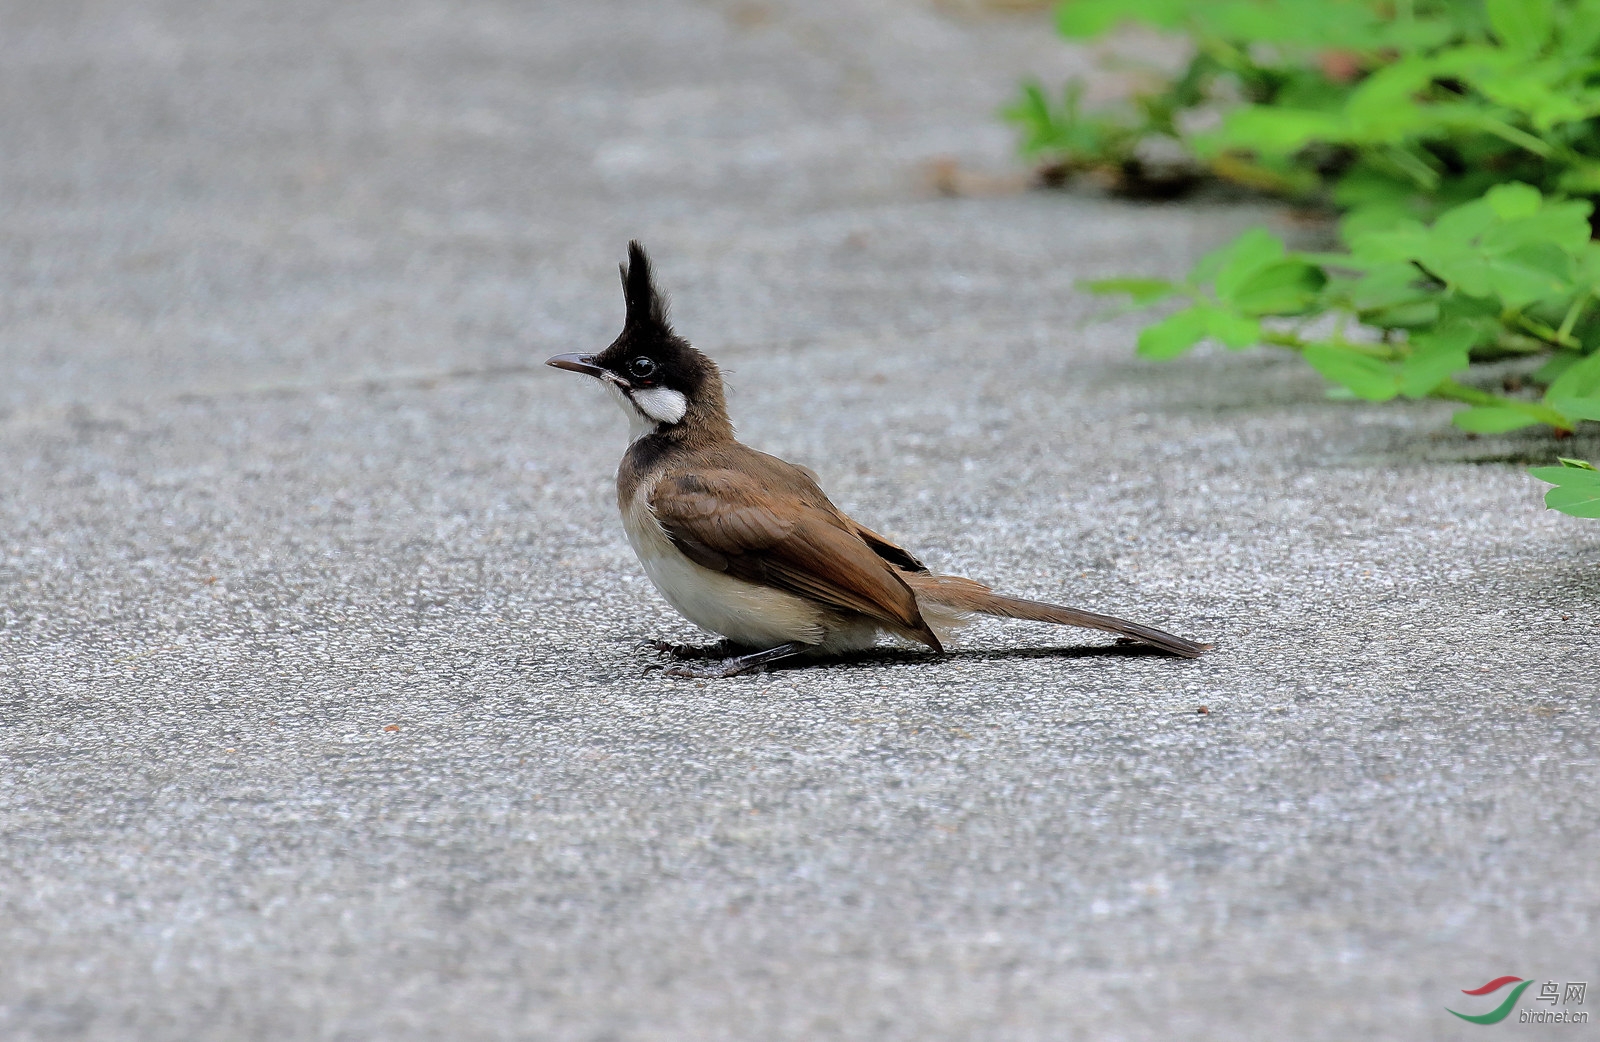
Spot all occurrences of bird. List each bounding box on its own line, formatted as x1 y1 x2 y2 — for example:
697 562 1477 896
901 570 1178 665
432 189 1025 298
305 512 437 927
546 242 1211 678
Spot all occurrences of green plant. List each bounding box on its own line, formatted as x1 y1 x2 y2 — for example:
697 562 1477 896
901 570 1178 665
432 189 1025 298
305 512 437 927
1533 456 1600 515
1006 0 1600 518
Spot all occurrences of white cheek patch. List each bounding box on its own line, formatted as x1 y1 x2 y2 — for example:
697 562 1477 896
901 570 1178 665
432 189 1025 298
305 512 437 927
630 386 688 425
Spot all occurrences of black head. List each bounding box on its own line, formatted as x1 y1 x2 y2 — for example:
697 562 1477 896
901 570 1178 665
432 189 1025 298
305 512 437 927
546 241 726 432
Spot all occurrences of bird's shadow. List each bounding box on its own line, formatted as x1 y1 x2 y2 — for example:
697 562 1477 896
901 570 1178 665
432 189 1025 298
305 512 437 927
772 641 1193 674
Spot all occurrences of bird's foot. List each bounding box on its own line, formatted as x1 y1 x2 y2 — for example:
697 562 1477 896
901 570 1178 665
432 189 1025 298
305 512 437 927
643 641 810 680
638 638 734 661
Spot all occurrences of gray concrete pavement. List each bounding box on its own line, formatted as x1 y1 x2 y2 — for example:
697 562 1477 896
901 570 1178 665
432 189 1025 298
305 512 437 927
3 1 1597 1039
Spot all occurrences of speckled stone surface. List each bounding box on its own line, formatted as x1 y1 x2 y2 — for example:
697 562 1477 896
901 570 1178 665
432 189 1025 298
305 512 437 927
2 2 1597 1040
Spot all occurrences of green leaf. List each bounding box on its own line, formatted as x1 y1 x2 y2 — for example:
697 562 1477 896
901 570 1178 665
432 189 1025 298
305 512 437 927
1136 303 1262 359
1544 485 1600 517
1303 344 1398 401
1486 0 1553 52
1202 306 1262 349
1561 0 1600 57
1431 198 1498 245
1200 2 1283 41
1533 352 1581 384
1472 71 1596 132
1531 202 1595 255
1452 406 1545 433
1577 246 1600 295
1136 306 1209 360
1546 350 1600 401
1081 277 1179 305
1334 165 1419 216
1348 263 1429 311
1399 326 1475 397
1056 0 1187 37
1346 220 1431 264
1484 245 1573 308
1532 457 1600 518
1003 81 1052 146
1530 465 1600 482
1425 252 1495 299
1298 251 1378 271
1554 396 1600 421
1342 60 1437 143
1207 228 1286 299
1228 259 1327 315
1482 202 1595 256
1557 164 1600 195
1209 107 1346 157
1484 182 1543 220
1055 0 1124 37
1202 0 1385 46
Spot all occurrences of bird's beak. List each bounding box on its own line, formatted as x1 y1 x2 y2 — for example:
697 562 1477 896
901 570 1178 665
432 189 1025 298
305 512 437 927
545 353 608 379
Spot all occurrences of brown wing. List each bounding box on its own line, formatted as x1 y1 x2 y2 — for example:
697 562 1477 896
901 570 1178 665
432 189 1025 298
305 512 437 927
648 468 941 649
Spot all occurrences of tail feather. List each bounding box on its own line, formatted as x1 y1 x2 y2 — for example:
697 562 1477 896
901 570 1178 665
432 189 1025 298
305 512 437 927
906 574 1211 659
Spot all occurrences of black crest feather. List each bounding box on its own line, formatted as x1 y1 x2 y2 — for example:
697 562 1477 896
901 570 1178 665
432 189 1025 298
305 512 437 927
620 240 670 330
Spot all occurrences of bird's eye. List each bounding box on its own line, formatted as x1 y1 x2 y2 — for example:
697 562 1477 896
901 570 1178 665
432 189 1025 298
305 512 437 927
627 356 658 380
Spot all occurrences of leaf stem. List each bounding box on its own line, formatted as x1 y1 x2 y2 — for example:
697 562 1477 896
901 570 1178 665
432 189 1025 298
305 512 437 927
1512 312 1580 349
1383 145 1440 189
1429 379 1575 430
1556 289 1591 346
1476 116 1554 158
1260 329 1399 360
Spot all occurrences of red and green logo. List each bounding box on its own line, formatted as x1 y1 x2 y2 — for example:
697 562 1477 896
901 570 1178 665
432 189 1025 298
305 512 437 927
1448 977 1533 1024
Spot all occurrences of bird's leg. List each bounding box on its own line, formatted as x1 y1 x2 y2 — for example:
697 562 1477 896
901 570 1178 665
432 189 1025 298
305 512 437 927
639 638 736 661
653 641 811 679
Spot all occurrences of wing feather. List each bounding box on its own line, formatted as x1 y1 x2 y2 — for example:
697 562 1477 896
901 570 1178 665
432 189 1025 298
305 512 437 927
648 467 937 644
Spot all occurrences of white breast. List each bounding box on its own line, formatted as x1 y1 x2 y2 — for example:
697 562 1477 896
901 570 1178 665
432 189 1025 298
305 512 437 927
619 483 831 649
